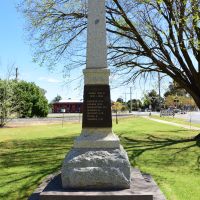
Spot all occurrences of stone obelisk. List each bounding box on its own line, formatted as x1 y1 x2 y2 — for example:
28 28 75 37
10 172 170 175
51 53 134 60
74 0 119 149
61 0 131 189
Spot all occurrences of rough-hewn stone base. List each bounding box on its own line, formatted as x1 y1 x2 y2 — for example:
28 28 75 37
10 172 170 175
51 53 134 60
61 145 130 189
28 168 166 200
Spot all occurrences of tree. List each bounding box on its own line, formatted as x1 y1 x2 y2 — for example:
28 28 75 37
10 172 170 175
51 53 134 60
165 95 196 110
0 78 48 126
52 95 62 103
116 97 124 104
0 80 15 127
19 0 200 109
49 95 62 113
164 81 197 110
127 99 142 111
164 81 188 97
143 90 161 111
108 0 200 110
13 81 49 118
112 102 123 124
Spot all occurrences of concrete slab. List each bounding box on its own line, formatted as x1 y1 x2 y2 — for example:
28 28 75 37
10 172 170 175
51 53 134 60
28 168 166 200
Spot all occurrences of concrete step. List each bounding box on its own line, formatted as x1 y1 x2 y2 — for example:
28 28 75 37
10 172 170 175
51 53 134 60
131 168 166 200
29 168 166 200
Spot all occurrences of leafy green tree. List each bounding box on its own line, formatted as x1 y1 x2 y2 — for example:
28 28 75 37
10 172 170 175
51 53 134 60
0 78 48 126
0 80 15 127
142 90 161 111
116 98 124 104
127 99 142 111
49 95 62 113
19 0 200 110
52 95 62 103
13 81 49 118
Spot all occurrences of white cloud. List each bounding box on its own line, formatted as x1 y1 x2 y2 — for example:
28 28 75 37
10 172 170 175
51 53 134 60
39 77 62 83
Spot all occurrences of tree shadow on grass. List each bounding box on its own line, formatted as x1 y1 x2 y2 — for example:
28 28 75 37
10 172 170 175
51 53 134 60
119 133 200 168
0 136 76 200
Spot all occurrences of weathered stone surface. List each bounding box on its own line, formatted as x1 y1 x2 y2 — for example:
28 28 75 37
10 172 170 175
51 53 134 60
61 145 130 189
83 68 110 85
74 128 120 148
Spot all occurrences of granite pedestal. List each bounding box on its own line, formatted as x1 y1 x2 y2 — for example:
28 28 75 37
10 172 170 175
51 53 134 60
61 146 130 189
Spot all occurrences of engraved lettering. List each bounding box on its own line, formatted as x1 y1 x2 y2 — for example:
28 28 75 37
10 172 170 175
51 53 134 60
82 85 112 127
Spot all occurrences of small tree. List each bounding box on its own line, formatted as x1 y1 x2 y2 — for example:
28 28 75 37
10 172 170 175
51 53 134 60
142 90 161 111
127 99 142 111
49 95 62 113
52 95 62 103
0 80 15 127
116 98 124 104
112 102 123 124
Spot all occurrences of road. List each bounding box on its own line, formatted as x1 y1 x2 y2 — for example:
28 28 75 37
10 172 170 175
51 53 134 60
7 111 200 126
7 113 134 126
131 111 200 124
175 112 200 124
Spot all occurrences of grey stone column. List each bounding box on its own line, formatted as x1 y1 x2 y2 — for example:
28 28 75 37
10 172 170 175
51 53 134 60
61 0 131 189
86 0 107 69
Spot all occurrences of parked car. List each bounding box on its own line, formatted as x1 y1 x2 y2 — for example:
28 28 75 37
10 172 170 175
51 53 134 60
181 110 187 114
173 109 181 113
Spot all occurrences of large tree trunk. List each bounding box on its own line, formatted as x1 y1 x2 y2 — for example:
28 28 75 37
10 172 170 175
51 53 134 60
172 76 200 111
191 94 200 111
185 85 200 110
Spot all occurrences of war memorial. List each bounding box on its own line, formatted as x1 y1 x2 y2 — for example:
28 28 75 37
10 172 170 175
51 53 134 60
29 0 166 199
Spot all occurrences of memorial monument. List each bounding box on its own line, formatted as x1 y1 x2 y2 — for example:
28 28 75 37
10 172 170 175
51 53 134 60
61 0 131 189
29 1 166 199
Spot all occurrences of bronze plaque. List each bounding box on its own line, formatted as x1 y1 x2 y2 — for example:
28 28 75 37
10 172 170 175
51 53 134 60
82 85 112 128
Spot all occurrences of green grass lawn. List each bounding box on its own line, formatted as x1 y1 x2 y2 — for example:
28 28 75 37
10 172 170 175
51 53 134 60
151 115 200 128
0 118 199 200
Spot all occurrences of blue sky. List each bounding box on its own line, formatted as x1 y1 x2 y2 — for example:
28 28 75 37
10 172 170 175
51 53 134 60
0 0 167 102
0 0 75 102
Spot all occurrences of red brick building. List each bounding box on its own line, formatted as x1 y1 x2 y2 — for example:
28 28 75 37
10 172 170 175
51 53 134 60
52 99 83 113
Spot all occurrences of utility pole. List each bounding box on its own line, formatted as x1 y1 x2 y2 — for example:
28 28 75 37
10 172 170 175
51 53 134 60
158 72 161 110
130 87 132 113
124 92 127 103
15 67 19 81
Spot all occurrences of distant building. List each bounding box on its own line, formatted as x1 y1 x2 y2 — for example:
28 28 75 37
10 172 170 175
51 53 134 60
53 99 83 113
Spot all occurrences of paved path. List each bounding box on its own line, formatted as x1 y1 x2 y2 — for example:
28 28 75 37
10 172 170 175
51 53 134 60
143 116 200 131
